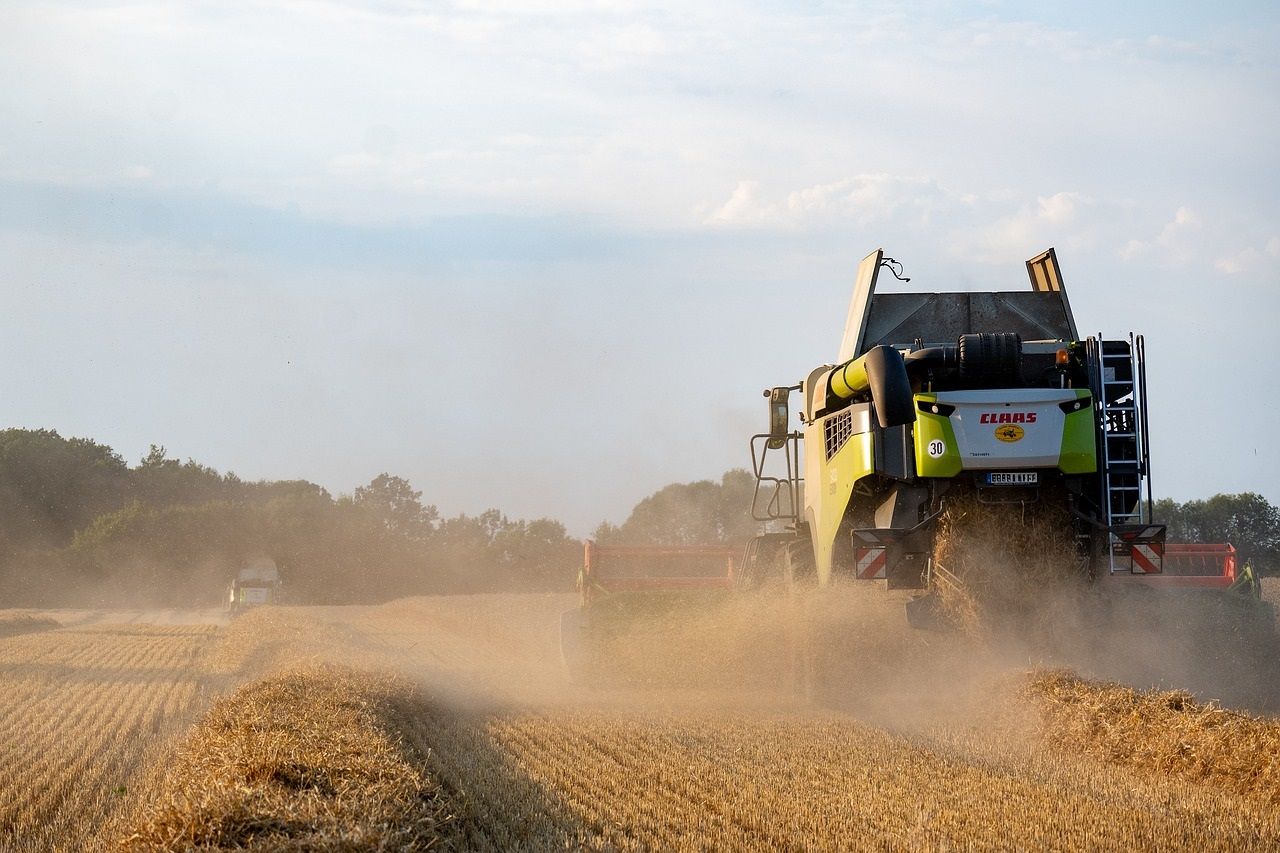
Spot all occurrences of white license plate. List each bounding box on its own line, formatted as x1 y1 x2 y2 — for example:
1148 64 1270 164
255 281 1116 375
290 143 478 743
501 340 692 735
987 472 1039 485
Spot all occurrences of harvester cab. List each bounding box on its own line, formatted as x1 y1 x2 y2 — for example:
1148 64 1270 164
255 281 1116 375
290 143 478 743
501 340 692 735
748 248 1172 624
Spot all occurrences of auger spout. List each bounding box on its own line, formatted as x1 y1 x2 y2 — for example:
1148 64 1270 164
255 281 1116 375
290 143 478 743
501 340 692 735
828 344 914 429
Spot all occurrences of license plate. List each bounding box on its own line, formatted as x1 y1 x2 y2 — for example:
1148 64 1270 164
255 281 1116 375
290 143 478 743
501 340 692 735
987 472 1038 486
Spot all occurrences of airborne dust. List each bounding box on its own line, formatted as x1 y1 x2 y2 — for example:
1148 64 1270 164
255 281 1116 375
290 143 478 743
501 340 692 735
4 489 1278 850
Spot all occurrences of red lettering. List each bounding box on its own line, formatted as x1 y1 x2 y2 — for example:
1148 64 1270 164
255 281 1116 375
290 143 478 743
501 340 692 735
977 411 1038 424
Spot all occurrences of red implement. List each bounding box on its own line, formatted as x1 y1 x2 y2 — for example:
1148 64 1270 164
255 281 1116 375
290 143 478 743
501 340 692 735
1118 543 1237 590
580 541 737 605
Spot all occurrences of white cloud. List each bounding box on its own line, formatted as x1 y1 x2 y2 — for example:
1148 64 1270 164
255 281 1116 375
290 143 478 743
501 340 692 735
954 192 1091 264
704 180 778 227
704 175 948 229
0 0 1272 237
1215 235 1280 274
1036 192 1081 224
1120 206 1201 265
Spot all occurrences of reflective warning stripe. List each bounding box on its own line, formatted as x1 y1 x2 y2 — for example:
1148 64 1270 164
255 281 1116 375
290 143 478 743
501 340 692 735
1131 543 1163 574
1118 526 1164 542
855 547 887 580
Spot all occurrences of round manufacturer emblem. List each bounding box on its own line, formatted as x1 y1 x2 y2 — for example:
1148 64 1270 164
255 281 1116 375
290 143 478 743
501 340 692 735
995 424 1025 442
926 439 946 458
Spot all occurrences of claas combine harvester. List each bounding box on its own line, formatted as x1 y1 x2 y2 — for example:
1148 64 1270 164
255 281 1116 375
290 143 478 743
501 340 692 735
560 248 1265 683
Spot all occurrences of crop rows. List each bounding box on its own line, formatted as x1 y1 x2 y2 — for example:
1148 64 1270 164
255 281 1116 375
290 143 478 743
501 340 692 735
331 596 1280 850
4 591 1279 850
0 623 219 851
120 666 449 851
392 703 1280 851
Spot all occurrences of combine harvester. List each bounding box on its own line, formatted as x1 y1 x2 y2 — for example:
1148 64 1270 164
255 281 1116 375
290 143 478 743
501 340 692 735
746 248 1264 620
562 248 1267 684
227 556 281 617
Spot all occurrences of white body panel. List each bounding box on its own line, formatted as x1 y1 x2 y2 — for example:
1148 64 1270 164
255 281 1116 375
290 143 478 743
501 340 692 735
240 587 271 605
936 388 1078 470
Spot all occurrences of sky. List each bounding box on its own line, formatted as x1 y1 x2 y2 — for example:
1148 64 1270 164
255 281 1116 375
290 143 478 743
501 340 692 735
0 0 1276 534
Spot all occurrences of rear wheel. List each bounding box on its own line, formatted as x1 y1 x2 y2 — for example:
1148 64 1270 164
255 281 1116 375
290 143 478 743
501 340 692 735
783 536 816 588
778 535 819 698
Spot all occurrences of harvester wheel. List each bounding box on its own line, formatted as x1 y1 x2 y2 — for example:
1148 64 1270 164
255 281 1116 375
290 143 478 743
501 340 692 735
783 538 816 588
559 607 609 688
779 536 819 699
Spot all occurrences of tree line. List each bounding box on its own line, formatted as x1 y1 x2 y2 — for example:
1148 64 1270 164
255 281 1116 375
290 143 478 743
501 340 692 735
0 428 1273 607
0 430 582 606
1155 493 1279 576
0 429 757 608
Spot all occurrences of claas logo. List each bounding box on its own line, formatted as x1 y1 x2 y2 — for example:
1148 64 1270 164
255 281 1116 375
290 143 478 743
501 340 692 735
979 412 1037 424
995 424 1025 442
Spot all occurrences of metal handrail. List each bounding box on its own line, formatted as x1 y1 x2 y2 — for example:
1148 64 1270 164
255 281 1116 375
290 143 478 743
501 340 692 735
749 432 803 522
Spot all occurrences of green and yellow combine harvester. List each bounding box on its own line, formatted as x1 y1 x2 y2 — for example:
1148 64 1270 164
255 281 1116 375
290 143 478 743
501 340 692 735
561 248 1266 683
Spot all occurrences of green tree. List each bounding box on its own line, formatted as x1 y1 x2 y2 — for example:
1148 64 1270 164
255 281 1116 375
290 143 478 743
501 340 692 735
598 469 759 546
1157 492 1280 575
353 473 438 539
491 517 580 591
133 444 234 508
0 428 130 554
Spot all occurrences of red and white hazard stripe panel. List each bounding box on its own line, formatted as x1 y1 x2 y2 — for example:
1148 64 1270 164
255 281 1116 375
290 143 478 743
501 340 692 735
1130 542 1164 574
855 546 887 580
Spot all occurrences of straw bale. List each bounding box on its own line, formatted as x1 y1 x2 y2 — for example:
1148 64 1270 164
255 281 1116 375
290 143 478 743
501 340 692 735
932 492 1083 637
1027 669 1280 803
118 665 453 851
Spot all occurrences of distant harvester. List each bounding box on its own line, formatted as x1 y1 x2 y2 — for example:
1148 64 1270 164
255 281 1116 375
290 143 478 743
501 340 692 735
227 556 280 616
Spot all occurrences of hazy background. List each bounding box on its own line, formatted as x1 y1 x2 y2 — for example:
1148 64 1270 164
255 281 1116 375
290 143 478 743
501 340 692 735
0 1 1276 534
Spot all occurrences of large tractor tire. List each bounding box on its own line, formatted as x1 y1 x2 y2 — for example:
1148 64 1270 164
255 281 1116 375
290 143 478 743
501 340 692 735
783 536 816 588
777 535 818 699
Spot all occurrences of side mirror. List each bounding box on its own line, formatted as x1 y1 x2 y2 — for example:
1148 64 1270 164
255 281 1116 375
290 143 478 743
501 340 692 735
766 387 790 449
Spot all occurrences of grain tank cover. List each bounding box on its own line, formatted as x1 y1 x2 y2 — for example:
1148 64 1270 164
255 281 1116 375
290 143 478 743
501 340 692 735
838 248 1079 362
238 556 279 583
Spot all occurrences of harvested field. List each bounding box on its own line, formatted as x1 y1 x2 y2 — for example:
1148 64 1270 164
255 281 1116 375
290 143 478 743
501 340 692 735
120 666 452 851
0 614 59 638
0 622 220 851
2 592 1279 850
1028 669 1280 802
405 702 1280 850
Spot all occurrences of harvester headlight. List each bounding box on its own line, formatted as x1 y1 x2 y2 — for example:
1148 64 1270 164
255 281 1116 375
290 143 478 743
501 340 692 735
916 400 955 416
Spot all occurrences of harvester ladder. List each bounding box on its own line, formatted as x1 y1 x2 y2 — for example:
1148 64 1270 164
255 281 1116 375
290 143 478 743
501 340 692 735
1090 333 1154 574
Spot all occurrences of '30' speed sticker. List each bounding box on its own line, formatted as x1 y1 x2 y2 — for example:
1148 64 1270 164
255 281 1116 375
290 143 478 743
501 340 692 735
927 439 946 458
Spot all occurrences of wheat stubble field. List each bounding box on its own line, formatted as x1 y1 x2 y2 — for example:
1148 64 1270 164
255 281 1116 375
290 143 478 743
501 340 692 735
2 585 1279 851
